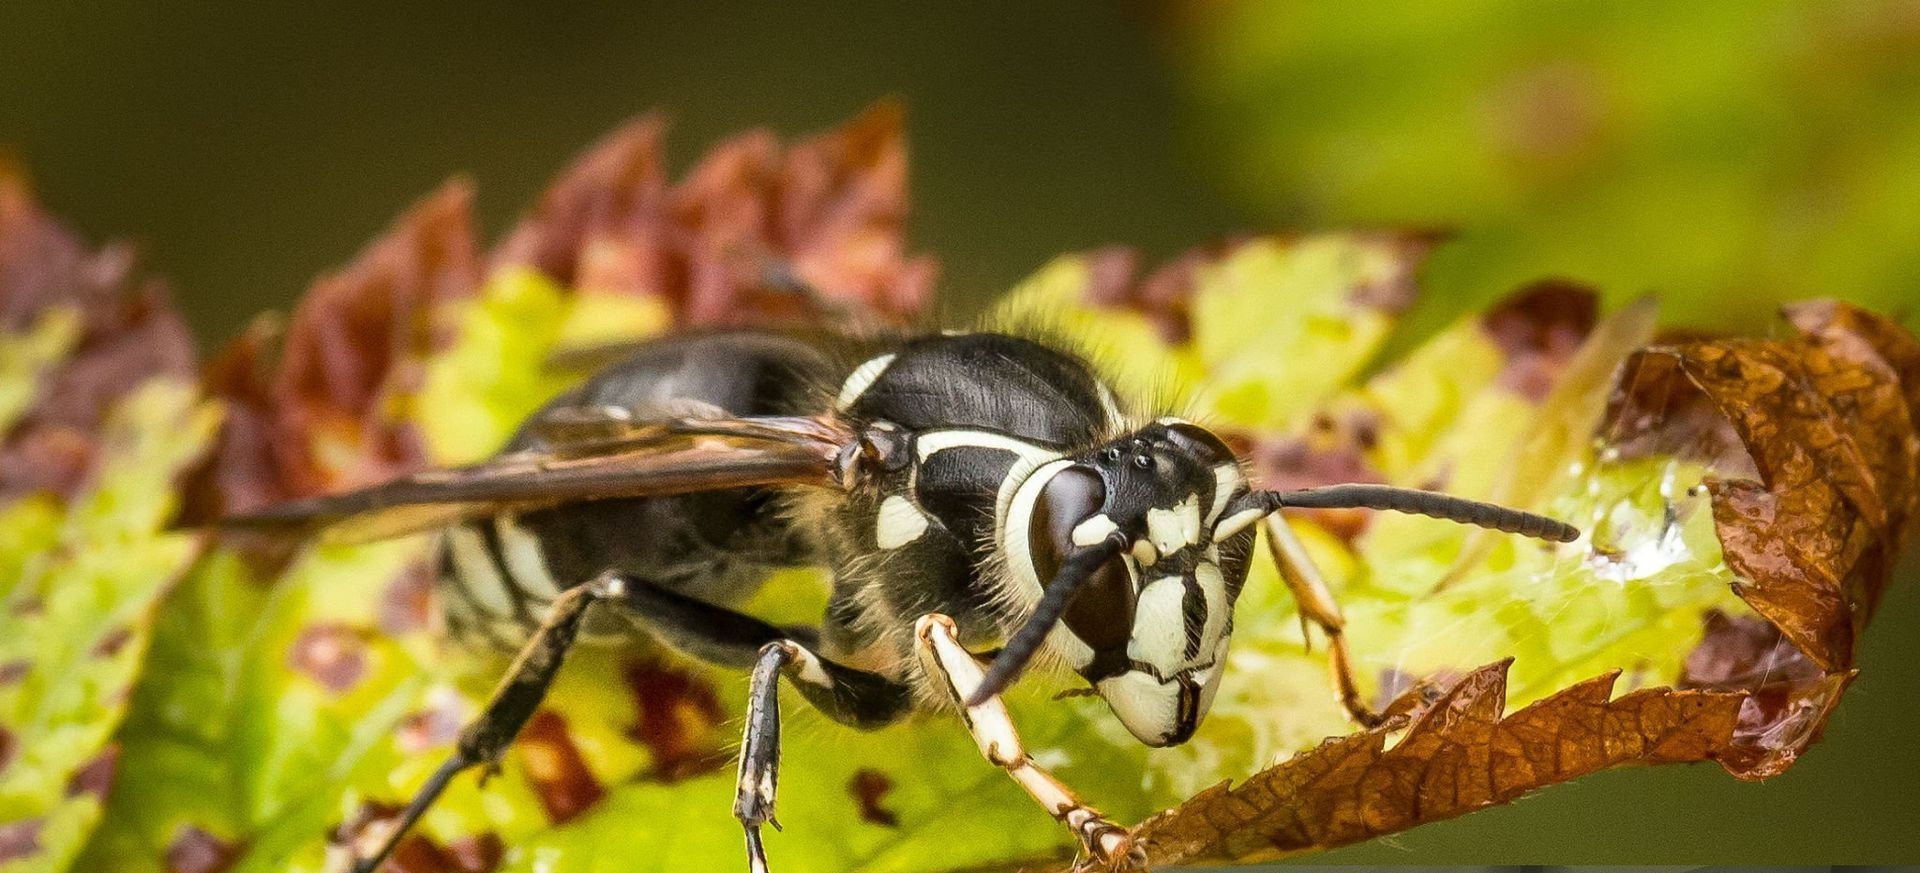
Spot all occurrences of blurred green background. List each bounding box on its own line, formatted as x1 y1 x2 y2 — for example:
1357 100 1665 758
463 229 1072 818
3 2 1915 864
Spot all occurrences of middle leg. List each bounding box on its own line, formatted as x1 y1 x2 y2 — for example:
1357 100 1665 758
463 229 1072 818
614 580 915 873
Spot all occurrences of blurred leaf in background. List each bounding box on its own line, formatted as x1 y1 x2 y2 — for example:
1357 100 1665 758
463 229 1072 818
3 2 1920 867
1168 1 1920 338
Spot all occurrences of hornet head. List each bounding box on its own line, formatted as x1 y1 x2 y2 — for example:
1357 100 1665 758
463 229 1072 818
1000 419 1255 746
988 420 1581 748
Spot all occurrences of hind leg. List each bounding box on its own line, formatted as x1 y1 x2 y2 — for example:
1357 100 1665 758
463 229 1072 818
351 571 623 872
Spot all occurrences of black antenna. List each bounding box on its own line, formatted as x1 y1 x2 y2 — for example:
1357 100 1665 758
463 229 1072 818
1266 484 1580 542
966 535 1125 707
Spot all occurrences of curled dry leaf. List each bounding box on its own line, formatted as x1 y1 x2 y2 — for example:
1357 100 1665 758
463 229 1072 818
1131 661 1745 865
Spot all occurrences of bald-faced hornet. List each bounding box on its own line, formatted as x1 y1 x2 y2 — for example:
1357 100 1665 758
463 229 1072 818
231 328 1577 871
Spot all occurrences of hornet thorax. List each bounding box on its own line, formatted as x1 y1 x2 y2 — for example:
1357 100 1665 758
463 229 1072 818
809 332 1254 746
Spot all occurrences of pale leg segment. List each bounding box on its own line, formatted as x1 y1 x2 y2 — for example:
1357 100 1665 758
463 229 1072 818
913 614 1141 869
1262 515 1386 727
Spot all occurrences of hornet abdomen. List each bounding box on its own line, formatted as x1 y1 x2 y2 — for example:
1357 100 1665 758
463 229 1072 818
437 331 838 648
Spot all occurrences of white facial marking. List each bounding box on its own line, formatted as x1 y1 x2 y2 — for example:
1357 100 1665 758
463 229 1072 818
1195 638 1230 719
1194 561 1229 652
836 353 897 409
1145 494 1202 556
1208 464 1244 525
875 495 930 549
1097 670 1180 745
1000 461 1099 674
1128 576 1189 668
1071 514 1118 547
1131 539 1159 568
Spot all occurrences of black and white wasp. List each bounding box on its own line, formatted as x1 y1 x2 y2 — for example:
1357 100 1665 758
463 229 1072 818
230 324 1578 871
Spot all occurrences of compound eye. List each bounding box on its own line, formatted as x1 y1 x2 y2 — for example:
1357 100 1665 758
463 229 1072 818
1163 421 1236 466
1026 466 1133 657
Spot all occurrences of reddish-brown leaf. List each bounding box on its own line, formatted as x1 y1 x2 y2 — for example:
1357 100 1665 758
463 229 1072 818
1095 301 1917 867
493 101 935 328
621 657 730 782
186 105 936 527
0 173 195 501
516 711 606 825
1616 303 1919 673
1129 662 1744 866
1480 278 1599 402
182 181 480 520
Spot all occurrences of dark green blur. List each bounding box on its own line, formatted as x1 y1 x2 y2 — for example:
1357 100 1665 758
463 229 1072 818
2 2 1913 864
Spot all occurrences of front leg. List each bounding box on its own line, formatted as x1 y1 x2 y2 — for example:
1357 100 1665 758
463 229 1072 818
913 614 1140 869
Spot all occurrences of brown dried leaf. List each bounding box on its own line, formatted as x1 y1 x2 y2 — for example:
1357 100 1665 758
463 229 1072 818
1132 662 1744 866
1620 302 1919 673
187 105 935 525
1107 301 1918 866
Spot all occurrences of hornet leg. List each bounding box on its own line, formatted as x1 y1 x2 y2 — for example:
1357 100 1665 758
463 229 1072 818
914 613 1140 870
350 571 624 873
1262 515 1385 727
615 580 914 873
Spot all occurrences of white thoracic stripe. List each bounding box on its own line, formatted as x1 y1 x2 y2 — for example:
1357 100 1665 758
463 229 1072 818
915 429 1060 465
875 495 930 549
447 525 513 616
494 515 560 600
835 353 897 409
